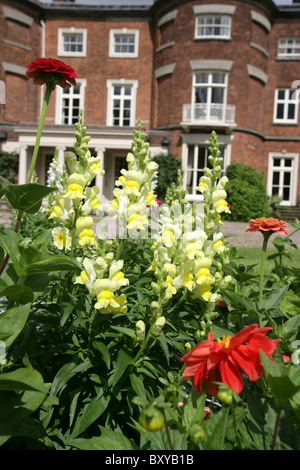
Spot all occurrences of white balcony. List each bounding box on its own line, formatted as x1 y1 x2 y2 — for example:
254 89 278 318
181 103 236 129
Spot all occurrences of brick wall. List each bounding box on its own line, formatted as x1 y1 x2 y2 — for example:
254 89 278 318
43 17 154 127
0 0 42 126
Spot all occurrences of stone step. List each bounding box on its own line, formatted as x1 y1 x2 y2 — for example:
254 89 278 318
277 206 300 222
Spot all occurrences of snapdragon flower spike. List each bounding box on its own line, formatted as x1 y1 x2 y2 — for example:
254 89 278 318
108 119 159 235
149 133 232 339
74 256 129 314
48 112 104 248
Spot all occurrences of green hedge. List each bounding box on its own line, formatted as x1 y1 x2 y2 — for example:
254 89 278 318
223 161 270 222
152 153 182 202
0 151 19 183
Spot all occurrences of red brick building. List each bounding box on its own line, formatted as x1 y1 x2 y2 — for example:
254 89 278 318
1 0 300 207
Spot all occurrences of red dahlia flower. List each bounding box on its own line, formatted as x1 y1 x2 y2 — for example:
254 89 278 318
26 57 77 88
246 217 288 236
181 324 280 396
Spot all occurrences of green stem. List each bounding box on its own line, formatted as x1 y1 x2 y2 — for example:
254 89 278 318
133 316 157 364
258 233 271 326
271 407 282 450
162 409 174 451
133 296 163 364
0 85 53 276
115 239 124 261
27 83 53 184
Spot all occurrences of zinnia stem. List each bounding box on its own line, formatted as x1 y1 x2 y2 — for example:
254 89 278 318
0 83 53 277
258 232 271 326
27 83 53 184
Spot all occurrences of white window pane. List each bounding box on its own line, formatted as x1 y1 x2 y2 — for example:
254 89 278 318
195 73 209 84
212 73 225 83
196 15 231 38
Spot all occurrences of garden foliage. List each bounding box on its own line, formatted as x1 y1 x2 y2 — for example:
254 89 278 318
223 162 271 222
0 151 19 184
152 153 182 202
0 118 299 451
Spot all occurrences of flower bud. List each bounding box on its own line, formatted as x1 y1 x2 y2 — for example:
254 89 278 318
217 387 233 405
152 316 165 336
138 406 165 432
136 320 146 342
189 424 206 443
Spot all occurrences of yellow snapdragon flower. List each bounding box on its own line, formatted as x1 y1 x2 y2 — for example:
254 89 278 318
196 267 214 286
52 227 71 250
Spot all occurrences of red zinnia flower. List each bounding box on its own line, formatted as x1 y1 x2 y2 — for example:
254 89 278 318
246 217 288 236
181 324 280 396
26 57 77 88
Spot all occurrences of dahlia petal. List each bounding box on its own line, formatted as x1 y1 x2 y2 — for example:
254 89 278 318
247 334 280 356
231 347 263 381
206 368 222 396
182 361 206 380
220 357 244 394
180 341 214 363
193 361 209 393
229 324 258 349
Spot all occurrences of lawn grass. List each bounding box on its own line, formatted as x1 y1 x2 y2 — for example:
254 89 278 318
230 245 300 274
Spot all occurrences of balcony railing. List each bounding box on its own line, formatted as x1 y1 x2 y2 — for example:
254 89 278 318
182 103 236 126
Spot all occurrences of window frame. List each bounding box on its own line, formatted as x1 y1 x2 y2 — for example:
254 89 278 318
57 28 87 57
181 134 232 201
106 79 139 127
191 71 228 122
273 88 299 124
55 78 86 125
109 29 139 58
277 37 300 59
195 14 232 40
267 153 299 206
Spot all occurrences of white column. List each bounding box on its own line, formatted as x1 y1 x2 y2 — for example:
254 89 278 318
57 146 66 167
18 145 28 184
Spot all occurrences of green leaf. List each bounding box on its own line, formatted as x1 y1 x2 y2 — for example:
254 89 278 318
92 341 111 369
261 285 289 311
282 314 300 339
0 284 34 304
23 272 54 297
0 245 4 266
280 292 300 317
222 290 257 312
50 358 92 396
0 367 49 393
24 255 82 275
200 406 229 450
130 373 147 399
0 229 23 276
260 350 299 408
0 176 11 191
4 183 55 214
111 348 133 387
73 395 110 437
70 427 135 450
182 390 206 429
111 325 136 339
0 303 31 348
0 389 47 446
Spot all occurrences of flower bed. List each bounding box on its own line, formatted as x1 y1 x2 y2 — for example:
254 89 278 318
0 59 299 451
